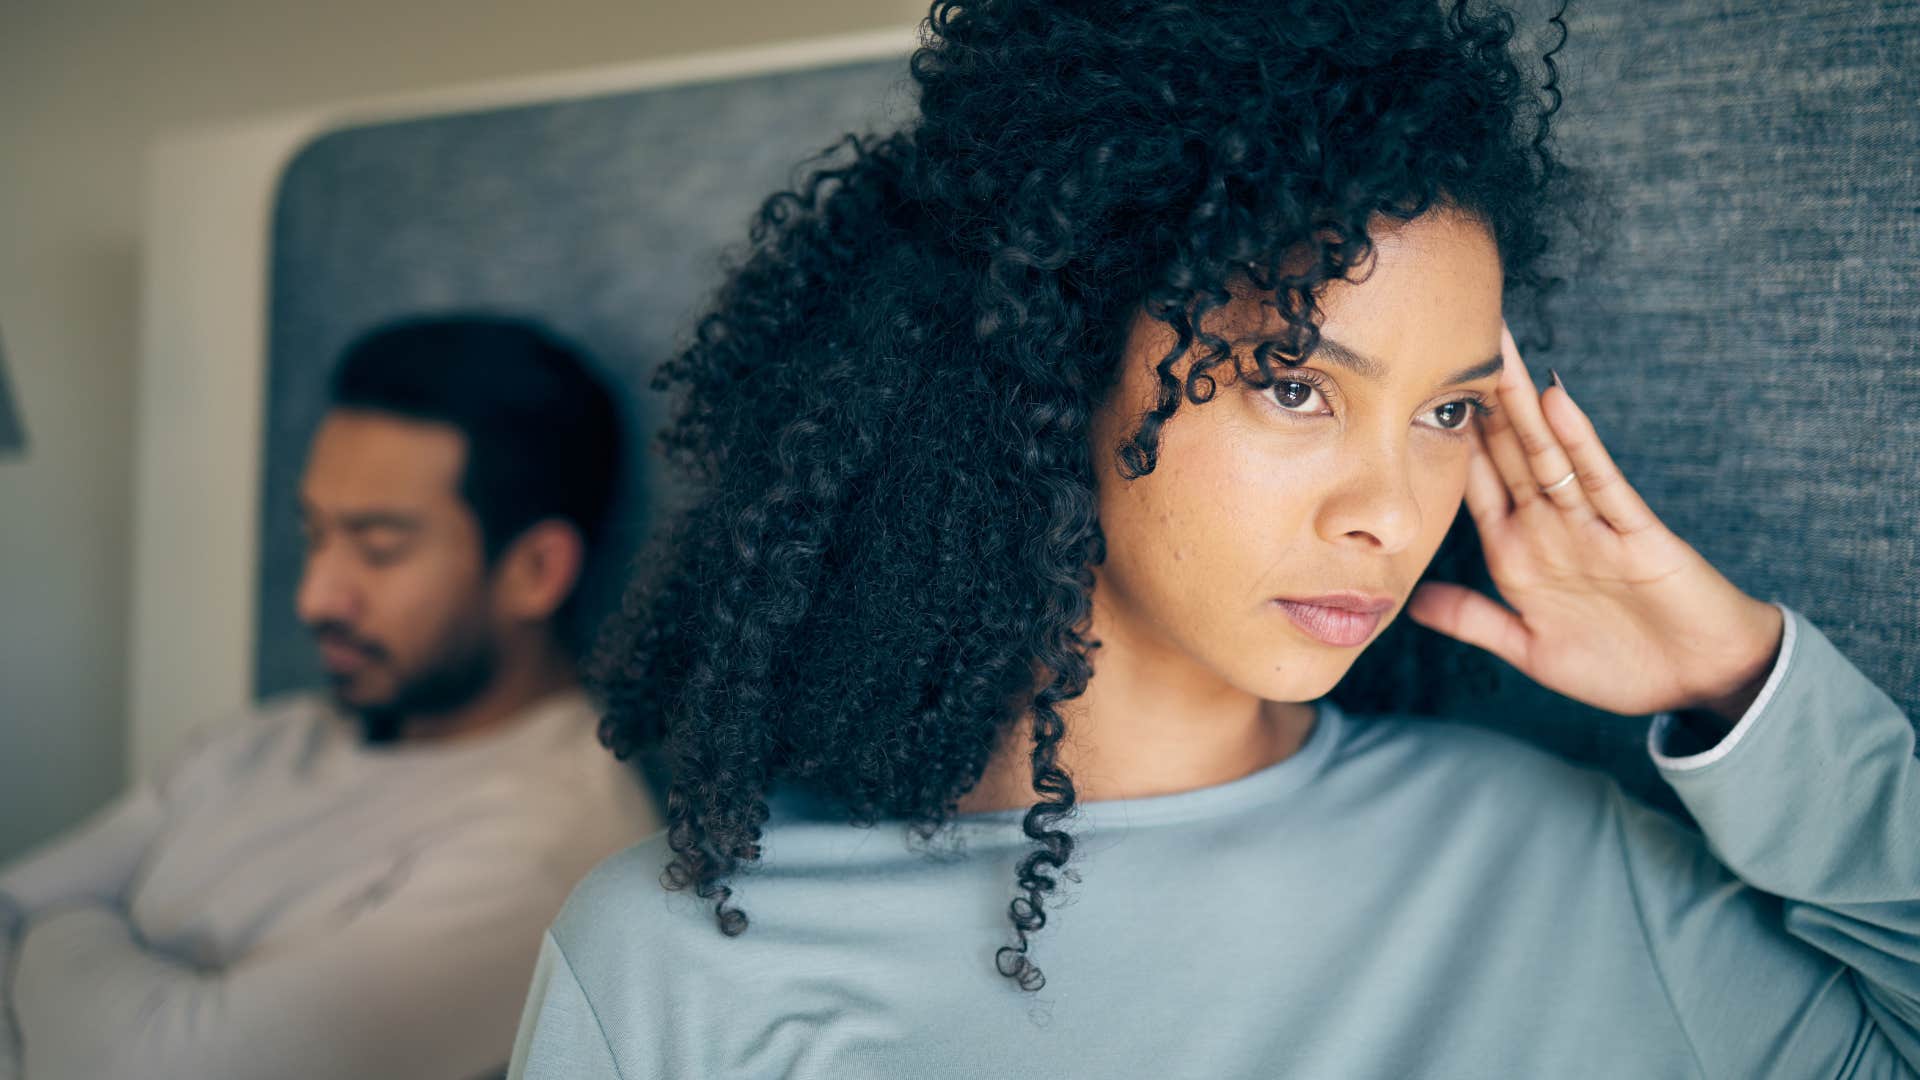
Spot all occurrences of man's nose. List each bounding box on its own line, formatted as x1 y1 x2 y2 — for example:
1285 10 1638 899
295 548 361 627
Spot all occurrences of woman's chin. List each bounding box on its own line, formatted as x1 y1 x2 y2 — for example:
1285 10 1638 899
1228 656 1351 707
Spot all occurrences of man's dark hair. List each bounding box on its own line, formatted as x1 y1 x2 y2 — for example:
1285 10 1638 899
329 313 623 602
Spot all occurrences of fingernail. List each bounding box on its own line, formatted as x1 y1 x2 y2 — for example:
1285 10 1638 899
1548 368 1565 394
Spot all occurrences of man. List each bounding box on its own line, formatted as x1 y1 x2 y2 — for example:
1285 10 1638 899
0 315 659 1079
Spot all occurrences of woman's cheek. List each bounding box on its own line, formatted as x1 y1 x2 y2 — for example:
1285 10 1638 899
1397 452 1475 567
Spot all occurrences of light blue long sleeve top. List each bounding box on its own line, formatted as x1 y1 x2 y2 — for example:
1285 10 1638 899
508 602 1920 1078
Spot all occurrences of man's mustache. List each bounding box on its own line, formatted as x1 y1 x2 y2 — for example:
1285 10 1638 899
310 622 390 663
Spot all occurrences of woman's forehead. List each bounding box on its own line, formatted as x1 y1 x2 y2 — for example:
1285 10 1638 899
1211 219 1504 346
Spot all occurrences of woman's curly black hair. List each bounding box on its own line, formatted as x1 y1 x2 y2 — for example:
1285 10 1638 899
596 0 1594 993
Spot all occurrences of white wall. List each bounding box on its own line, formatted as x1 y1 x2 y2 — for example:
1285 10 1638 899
0 0 925 863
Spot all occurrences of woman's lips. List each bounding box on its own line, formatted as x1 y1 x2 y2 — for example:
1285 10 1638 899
1273 599 1386 647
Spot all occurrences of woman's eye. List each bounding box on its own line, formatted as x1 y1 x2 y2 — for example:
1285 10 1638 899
1265 374 1489 436
1270 380 1324 413
1432 401 1472 430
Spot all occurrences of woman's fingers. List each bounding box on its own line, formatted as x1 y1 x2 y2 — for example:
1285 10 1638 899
1488 325 1597 526
1462 422 1512 528
1406 581 1531 671
1476 391 1539 510
1538 377 1661 536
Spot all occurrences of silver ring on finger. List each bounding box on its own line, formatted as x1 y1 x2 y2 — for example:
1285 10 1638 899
1540 469 1577 496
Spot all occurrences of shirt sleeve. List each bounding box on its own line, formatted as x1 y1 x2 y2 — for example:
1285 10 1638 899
0 787 166 1080
11 819 576 1080
1614 600 1920 1078
0 698 271 924
507 931 624 1080
0 786 165 921
0 937 17 1080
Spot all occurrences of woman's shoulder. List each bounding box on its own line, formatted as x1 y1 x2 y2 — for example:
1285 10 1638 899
544 815 973 1022
1316 704 1678 899
542 830 724 1002
1337 697 1597 768
1330 702 1627 824
550 829 675 932
545 821 851 964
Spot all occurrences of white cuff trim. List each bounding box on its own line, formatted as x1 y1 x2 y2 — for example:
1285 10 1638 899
1647 600 1797 773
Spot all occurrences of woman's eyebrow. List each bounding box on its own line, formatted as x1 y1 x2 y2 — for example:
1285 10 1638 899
1315 335 1505 386
1434 351 1505 386
1236 330 1503 386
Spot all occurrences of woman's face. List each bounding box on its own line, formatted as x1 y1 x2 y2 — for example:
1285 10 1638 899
1089 210 1506 703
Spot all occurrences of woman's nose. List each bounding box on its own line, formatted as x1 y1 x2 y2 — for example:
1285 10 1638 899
1313 446 1424 555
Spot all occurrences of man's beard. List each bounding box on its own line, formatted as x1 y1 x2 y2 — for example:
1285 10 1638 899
319 620 500 745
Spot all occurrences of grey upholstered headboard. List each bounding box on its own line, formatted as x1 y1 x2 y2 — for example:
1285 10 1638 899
256 6 1917 825
255 56 913 698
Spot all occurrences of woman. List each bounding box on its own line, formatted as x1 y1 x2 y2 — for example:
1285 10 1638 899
511 1 1920 1076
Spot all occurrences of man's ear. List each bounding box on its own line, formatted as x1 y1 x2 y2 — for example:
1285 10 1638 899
494 519 586 623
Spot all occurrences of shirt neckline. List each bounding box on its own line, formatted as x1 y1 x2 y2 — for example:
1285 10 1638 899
955 696 1343 829
769 697 1344 830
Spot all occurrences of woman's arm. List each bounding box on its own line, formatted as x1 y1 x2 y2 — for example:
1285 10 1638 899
1615 601 1920 1077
